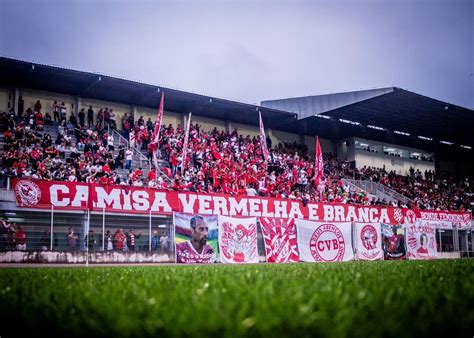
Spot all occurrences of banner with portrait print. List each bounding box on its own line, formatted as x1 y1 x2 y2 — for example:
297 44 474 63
382 223 407 260
174 212 218 264
218 215 258 264
406 220 438 260
259 217 299 263
295 220 354 262
354 222 383 261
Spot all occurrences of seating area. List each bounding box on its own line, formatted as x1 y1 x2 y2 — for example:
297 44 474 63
1 100 473 214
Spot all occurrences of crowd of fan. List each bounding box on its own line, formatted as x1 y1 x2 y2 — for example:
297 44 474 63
1 99 472 213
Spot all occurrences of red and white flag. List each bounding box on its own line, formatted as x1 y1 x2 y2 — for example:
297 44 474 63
259 217 299 263
218 215 259 264
181 112 192 175
259 111 269 166
314 136 324 184
296 219 354 262
354 222 383 260
150 93 164 169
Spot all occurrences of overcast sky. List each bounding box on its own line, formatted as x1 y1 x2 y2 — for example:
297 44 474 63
0 0 472 108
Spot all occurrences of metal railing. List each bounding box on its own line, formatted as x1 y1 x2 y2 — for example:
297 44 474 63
112 129 150 169
111 129 173 185
343 178 414 205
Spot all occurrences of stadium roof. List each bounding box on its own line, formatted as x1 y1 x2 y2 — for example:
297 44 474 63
262 88 474 149
1 56 472 151
0 56 297 130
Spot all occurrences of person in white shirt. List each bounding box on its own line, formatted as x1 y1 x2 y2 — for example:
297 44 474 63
246 185 257 196
107 134 114 151
125 150 133 170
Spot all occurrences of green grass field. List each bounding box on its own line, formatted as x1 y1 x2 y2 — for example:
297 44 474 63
0 260 473 337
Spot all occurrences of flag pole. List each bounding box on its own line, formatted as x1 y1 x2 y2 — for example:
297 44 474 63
181 112 192 176
152 93 164 186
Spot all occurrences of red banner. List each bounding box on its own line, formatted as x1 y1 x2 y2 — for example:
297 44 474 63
11 179 472 228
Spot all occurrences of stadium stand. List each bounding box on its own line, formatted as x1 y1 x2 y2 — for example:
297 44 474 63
1 108 472 213
0 56 472 260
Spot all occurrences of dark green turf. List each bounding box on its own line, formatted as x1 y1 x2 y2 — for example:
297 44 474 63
0 260 473 337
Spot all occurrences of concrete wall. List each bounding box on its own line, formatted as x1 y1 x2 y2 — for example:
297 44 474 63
194 115 226 133
0 250 463 263
270 129 300 148
136 106 181 129
81 98 131 129
0 250 173 264
232 122 259 138
20 88 75 115
354 150 435 175
0 87 11 112
438 252 461 259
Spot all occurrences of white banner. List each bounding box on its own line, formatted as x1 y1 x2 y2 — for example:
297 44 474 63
354 222 383 261
218 215 258 264
406 220 438 260
295 220 354 262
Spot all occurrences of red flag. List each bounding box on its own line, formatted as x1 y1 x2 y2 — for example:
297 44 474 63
259 111 268 165
152 93 164 144
314 136 324 184
150 93 164 168
181 112 192 175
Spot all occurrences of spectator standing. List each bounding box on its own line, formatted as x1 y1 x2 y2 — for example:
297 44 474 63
126 228 141 251
87 106 94 127
1 217 11 250
60 102 67 122
151 230 160 251
18 96 24 118
34 100 42 113
53 101 60 122
78 108 85 127
41 229 58 251
160 231 169 254
67 227 78 251
114 229 126 251
14 225 26 251
125 148 133 170
85 229 96 251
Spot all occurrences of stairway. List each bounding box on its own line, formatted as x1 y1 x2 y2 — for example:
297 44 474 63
342 178 413 205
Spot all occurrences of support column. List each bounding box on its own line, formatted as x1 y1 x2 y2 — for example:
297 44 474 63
453 227 459 252
180 113 186 129
225 120 232 133
267 128 274 149
14 88 20 115
132 106 137 123
75 96 81 115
